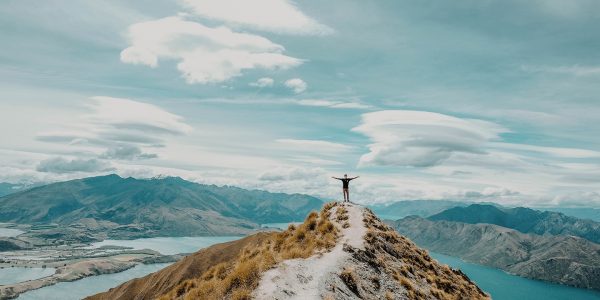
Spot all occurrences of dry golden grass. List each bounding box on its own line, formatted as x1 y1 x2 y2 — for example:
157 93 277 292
399 277 413 290
323 294 335 300
159 202 340 300
340 267 360 296
385 291 394 300
336 205 349 222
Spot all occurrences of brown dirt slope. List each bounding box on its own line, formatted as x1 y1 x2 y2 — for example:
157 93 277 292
86 232 274 300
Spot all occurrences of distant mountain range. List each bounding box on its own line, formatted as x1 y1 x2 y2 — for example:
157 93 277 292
429 204 600 244
393 216 600 290
369 200 600 222
369 200 472 219
0 182 40 197
0 174 323 239
538 207 600 222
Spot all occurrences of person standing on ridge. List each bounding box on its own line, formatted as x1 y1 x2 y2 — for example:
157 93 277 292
332 174 359 203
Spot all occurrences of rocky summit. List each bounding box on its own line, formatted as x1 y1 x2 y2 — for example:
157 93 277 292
88 202 489 300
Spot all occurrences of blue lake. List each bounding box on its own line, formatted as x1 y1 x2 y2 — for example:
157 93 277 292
18 263 171 300
0 267 55 285
430 252 600 300
16 236 239 299
0 228 24 237
12 236 600 300
261 222 300 230
87 236 242 255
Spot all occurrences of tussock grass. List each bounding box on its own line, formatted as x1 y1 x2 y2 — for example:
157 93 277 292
399 277 413 290
359 208 490 300
336 205 349 222
159 202 340 300
385 291 394 300
340 267 360 296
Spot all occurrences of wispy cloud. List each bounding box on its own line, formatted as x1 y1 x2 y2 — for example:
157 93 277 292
36 157 114 174
489 142 600 158
297 99 371 109
276 138 353 152
522 64 600 76
249 77 274 88
181 0 333 35
36 96 192 163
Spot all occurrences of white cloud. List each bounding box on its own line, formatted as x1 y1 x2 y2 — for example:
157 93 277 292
522 64 600 76
489 142 600 158
353 110 508 167
36 157 114 174
249 77 274 88
182 0 333 35
297 99 371 109
36 96 192 165
284 78 307 93
100 145 157 160
120 16 303 84
259 166 326 182
87 96 192 135
276 139 353 153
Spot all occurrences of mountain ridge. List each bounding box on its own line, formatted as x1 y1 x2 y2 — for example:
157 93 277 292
0 174 323 239
88 203 489 300
393 216 600 290
429 204 600 244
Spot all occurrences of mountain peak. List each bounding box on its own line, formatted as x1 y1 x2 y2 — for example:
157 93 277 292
88 202 489 300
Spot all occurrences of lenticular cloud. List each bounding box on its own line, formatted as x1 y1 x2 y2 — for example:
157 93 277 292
352 110 508 167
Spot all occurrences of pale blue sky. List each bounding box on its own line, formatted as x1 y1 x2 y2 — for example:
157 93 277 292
1 0 599 206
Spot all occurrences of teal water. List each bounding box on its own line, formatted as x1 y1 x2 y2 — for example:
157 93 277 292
0 267 55 285
13 237 600 299
261 222 301 230
430 252 600 300
16 236 242 299
18 263 171 300
0 228 24 237
87 236 242 255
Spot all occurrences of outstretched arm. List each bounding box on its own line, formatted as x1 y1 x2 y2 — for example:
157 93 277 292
350 176 360 180
331 176 342 180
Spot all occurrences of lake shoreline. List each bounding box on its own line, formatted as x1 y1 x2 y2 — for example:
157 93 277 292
1 235 244 299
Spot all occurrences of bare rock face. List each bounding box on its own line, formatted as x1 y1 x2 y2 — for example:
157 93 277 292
88 203 490 300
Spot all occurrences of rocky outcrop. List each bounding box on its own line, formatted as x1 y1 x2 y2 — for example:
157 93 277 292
393 216 600 290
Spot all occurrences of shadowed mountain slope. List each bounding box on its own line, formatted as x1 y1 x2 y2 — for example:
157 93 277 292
393 216 600 290
429 204 600 244
0 174 322 237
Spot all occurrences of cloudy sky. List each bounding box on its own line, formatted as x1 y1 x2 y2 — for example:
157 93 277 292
1 0 600 207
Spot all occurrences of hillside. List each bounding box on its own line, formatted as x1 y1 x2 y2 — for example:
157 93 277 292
429 204 600 244
539 207 600 222
0 183 36 197
369 200 471 219
89 203 489 300
0 175 323 238
393 216 600 290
